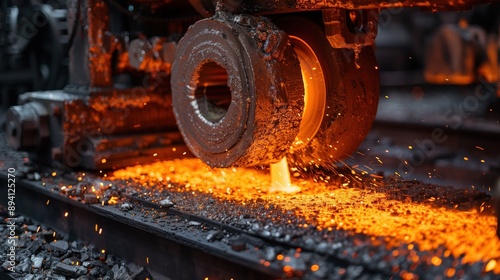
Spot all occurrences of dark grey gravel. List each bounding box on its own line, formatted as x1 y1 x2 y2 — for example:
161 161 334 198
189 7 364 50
0 207 151 280
84 194 98 204
187 221 201 226
158 198 174 208
49 241 69 252
205 230 222 242
120 203 133 211
53 262 87 277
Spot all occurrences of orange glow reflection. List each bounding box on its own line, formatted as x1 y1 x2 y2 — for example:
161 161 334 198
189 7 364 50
111 159 500 274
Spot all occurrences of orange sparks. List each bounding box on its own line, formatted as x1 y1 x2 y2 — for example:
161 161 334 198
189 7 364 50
108 196 119 205
311 264 320 272
446 268 456 277
431 256 442 266
400 271 417 280
369 173 384 179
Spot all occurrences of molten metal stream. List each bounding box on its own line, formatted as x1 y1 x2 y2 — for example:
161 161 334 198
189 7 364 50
270 157 301 193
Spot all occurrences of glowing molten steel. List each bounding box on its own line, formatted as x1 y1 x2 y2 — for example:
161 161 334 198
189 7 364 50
110 159 500 274
270 158 301 193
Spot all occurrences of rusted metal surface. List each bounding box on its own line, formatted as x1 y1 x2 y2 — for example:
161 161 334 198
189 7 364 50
67 0 115 89
322 9 378 49
187 0 496 15
290 0 491 10
62 90 180 169
171 12 304 167
6 90 182 170
86 0 113 88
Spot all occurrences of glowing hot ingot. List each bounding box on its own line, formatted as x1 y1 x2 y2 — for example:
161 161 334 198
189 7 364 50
269 157 301 193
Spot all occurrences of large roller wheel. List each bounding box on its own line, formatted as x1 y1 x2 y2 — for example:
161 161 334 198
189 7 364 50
171 14 304 167
275 16 379 168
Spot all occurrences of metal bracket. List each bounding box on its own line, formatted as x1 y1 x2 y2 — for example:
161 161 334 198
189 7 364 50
322 9 378 49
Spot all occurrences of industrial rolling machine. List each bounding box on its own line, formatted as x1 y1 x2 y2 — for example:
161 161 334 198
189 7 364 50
4 0 497 171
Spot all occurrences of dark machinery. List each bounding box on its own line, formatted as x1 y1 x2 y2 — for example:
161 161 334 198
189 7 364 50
2 0 497 170
0 1 69 108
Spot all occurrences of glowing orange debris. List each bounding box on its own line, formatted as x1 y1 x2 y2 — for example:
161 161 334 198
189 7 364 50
486 259 497 272
110 159 500 274
445 268 456 277
400 270 417 280
431 256 442 266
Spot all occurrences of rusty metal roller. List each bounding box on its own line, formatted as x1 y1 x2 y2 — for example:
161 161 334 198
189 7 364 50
274 16 379 168
171 12 304 167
